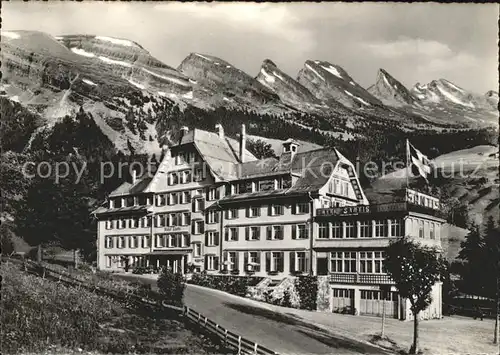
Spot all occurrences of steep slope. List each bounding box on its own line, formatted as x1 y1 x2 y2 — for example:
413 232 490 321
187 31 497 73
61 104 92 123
409 79 498 127
177 53 284 112
255 59 326 113
297 60 382 109
368 68 418 107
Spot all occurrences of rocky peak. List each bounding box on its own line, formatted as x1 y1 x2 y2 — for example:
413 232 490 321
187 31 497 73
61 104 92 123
367 68 417 107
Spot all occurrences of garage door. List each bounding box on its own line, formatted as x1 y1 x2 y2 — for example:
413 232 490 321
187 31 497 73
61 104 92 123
332 288 354 313
360 290 398 318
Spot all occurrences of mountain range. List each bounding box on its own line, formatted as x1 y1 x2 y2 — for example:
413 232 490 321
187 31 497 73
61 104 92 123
1 30 498 154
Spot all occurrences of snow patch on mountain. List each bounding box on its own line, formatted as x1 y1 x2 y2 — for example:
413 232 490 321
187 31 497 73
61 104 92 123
2 31 21 39
128 79 145 90
99 56 132 67
142 68 191 87
71 47 96 57
260 68 276 84
95 36 135 47
442 80 465 93
305 63 324 81
82 78 97 86
321 64 342 79
344 90 370 106
194 53 212 61
437 86 475 108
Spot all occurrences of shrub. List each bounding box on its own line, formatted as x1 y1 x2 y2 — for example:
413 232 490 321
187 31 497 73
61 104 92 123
281 290 292 308
296 275 318 310
157 267 185 307
189 273 256 297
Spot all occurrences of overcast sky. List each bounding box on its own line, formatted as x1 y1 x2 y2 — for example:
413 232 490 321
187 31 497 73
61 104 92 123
3 2 498 94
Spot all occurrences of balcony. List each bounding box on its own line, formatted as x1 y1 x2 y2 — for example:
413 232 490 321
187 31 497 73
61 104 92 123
329 272 394 285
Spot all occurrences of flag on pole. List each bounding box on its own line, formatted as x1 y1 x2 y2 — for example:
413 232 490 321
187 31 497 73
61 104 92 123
407 140 432 180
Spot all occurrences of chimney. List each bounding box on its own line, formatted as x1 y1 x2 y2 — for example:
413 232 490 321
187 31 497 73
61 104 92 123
239 124 246 163
215 123 225 139
282 138 300 158
179 126 189 144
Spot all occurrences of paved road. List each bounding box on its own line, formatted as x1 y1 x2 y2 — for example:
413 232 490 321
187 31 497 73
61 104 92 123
115 274 390 354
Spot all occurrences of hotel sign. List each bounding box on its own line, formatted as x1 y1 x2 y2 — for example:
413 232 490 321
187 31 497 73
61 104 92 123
405 189 440 210
317 205 371 216
163 226 182 232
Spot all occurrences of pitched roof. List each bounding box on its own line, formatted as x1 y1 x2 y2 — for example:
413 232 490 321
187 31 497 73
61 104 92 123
109 176 153 197
92 205 150 216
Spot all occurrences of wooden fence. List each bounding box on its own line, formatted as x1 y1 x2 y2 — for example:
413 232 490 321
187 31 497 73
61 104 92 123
4 258 280 355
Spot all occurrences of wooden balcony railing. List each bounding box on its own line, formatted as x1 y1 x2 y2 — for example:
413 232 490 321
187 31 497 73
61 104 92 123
329 272 394 285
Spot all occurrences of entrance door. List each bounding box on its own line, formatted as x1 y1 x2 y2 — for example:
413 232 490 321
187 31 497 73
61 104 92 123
331 288 354 313
360 290 398 318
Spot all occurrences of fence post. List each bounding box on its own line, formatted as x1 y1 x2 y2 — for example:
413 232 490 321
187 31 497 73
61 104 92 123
224 329 228 347
204 317 208 326
254 343 258 355
238 335 242 354
198 313 201 323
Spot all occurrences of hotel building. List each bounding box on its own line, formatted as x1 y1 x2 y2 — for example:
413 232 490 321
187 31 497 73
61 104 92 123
93 124 445 320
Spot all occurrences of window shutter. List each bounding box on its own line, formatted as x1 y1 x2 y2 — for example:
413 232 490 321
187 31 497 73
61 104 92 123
304 253 310 273
257 207 261 217
279 252 284 272
214 232 220 246
191 220 195 234
215 188 220 200
204 232 208 246
168 173 172 185
266 252 271 272
234 228 239 241
214 256 219 271
191 199 196 212
256 252 261 271
292 225 297 239
223 251 228 267
268 205 272 216
246 207 250 218
267 226 272 240
206 188 210 201
278 226 284 240
200 199 205 211
200 222 204 234
244 252 249 271
234 252 239 271
186 214 191 226
215 212 220 223
185 234 191 247
245 226 250 240
204 255 208 270
224 228 229 241
235 209 239 218
289 252 295 273
225 210 229 219
292 203 297 214
205 212 209 224
256 227 261 240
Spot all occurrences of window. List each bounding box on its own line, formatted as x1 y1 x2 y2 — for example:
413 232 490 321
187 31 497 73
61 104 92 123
206 211 219 224
425 221 429 238
247 206 261 218
269 204 284 216
156 214 166 227
290 251 307 273
118 219 128 229
193 220 204 235
181 212 190 226
105 236 113 249
205 255 219 271
168 172 178 185
129 235 138 248
330 251 356 273
230 183 239 195
246 251 261 272
295 202 309 214
430 222 435 239
269 252 284 272
374 220 387 238
332 222 342 238
360 251 385 274
193 198 203 212
345 221 356 238
275 178 283 190
168 192 178 206
226 227 239 241
251 181 259 192
418 220 424 238
360 220 372 238
319 223 330 239
227 252 237 271
182 191 191 204
246 226 261 241
106 220 114 230
130 217 139 229
106 256 112 268
118 236 126 249
156 234 166 248
141 235 150 248
341 181 349 196
167 234 176 247
205 231 219 246
293 224 309 239
391 219 403 237
181 170 192 184
140 216 151 228
193 243 202 257
226 208 239 219
207 187 219 201
156 194 166 206
266 225 284 240
194 168 204 182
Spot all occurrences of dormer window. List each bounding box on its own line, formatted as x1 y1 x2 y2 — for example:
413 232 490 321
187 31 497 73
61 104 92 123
282 139 300 154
